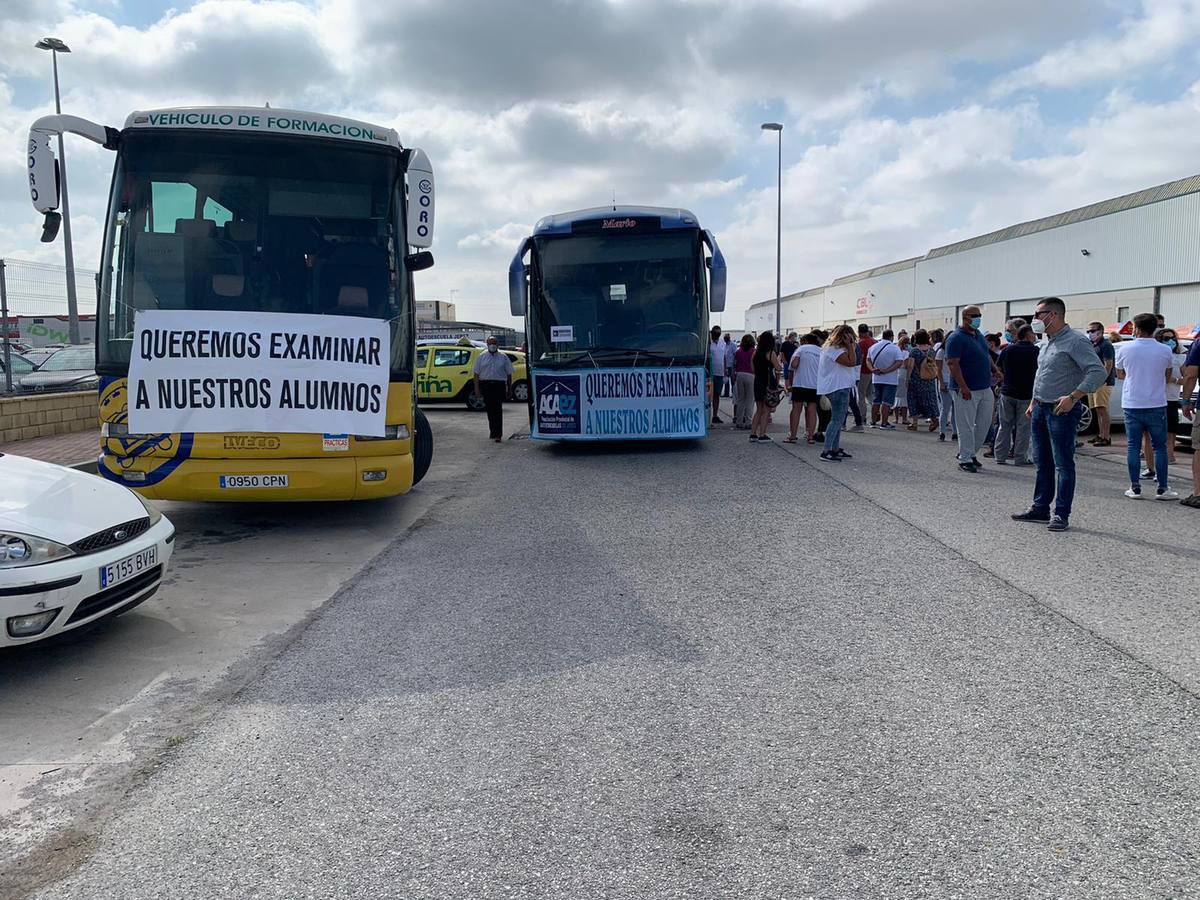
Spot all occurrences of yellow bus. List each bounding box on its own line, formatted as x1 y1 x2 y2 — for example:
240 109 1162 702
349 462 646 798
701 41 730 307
28 107 435 500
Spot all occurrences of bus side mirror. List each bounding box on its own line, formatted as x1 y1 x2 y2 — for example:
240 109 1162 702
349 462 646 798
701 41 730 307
40 212 62 243
704 229 727 313
509 237 531 316
405 251 434 272
406 148 435 249
28 131 61 216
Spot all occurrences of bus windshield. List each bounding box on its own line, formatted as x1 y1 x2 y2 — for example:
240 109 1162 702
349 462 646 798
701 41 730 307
530 230 704 366
98 131 412 377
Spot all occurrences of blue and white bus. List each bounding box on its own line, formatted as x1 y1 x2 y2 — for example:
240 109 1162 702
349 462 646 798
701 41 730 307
508 206 726 441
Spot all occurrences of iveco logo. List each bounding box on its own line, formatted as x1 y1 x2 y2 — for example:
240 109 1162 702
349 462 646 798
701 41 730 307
113 530 128 541
223 435 281 450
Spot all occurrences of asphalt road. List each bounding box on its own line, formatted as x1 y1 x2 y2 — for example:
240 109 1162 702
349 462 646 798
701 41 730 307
19 408 1200 898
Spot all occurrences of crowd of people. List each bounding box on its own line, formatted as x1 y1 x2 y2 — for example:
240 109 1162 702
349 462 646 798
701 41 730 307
709 299 1200 532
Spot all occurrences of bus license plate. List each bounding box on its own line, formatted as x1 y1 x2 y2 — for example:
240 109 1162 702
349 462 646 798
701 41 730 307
100 545 158 589
219 474 289 489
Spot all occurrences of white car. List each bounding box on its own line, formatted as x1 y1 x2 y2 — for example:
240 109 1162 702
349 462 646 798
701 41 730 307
1 454 175 646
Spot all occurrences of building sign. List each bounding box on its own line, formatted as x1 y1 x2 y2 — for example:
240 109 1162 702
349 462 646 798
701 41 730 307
127 309 390 436
532 366 706 440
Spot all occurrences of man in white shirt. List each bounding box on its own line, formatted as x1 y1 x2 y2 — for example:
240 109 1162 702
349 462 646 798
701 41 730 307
472 336 514 443
867 329 906 429
1115 312 1176 499
709 326 725 424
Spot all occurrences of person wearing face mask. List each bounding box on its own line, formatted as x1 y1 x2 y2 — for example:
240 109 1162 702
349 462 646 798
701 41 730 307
1084 321 1116 447
472 336 514 443
1011 297 1107 531
944 306 1001 473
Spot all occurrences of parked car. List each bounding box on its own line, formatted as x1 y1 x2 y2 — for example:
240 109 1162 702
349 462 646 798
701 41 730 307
18 344 99 393
1 351 36 390
415 341 530 411
21 345 65 367
1 453 175 647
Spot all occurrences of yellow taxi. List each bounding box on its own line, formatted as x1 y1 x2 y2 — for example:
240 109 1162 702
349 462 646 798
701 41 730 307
415 338 529 411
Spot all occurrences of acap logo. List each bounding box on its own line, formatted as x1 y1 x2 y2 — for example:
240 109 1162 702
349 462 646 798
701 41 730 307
536 375 580 434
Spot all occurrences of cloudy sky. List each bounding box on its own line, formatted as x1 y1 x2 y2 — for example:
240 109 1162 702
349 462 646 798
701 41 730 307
2 0 1199 328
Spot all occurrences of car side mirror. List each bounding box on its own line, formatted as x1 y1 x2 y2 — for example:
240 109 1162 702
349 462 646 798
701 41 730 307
405 251 434 272
40 212 61 243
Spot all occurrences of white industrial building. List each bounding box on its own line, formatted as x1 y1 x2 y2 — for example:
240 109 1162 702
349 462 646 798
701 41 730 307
745 173 1200 338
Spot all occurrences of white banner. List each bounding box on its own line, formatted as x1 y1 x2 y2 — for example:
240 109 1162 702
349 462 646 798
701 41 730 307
533 366 707 439
127 310 390 436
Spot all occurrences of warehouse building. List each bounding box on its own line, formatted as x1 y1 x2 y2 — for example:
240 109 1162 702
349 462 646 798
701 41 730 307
745 173 1200 337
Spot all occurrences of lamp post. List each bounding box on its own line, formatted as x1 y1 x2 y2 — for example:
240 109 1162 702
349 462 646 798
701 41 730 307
761 122 783 336
35 37 80 345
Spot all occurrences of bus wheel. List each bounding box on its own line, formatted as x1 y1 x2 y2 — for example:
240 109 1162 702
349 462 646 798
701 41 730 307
413 407 433 485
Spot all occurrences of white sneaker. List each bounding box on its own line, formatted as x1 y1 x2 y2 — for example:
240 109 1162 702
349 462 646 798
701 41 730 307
1124 488 1143 499
1156 488 1180 501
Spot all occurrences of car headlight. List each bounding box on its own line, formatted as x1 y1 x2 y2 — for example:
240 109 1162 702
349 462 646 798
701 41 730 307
135 493 163 526
0 532 75 568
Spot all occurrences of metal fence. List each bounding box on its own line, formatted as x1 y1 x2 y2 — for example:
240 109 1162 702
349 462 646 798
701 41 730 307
1 258 98 394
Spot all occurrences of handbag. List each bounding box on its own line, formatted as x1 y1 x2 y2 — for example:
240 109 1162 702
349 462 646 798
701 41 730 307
765 371 785 409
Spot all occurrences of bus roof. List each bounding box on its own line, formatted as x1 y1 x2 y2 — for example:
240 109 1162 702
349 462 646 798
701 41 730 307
533 205 700 236
123 107 401 149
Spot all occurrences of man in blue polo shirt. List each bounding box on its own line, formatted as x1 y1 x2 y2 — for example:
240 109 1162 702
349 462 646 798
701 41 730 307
945 305 1000 473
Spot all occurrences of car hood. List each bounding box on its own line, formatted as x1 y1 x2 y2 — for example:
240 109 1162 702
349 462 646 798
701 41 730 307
20 370 97 389
0 454 147 544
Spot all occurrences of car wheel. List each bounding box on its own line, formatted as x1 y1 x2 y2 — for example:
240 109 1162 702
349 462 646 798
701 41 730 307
511 380 529 403
464 390 486 412
412 407 433 485
1076 404 1095 435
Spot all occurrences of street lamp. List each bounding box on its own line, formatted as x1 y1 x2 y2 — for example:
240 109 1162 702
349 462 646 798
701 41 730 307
761 122 783 336
35 37 80 345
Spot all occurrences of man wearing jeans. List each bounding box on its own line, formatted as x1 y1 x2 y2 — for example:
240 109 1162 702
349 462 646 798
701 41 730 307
945 307 1000 473
1011 297 1107 532
1116 313 1177 500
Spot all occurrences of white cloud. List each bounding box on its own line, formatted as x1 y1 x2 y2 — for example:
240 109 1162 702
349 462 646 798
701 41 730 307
993 0 1200 95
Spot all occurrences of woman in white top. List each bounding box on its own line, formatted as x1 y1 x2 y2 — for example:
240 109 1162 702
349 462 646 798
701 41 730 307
816 324 860 461
893 333 911 426
785 333 822 444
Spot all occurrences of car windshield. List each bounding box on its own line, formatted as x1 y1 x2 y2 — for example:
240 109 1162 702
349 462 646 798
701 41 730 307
2 354 34 374
530 230 704 366
99 131 413 378
37 346 95 371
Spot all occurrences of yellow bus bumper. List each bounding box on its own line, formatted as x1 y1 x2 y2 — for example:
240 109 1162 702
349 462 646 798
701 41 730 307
104 453 414 502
